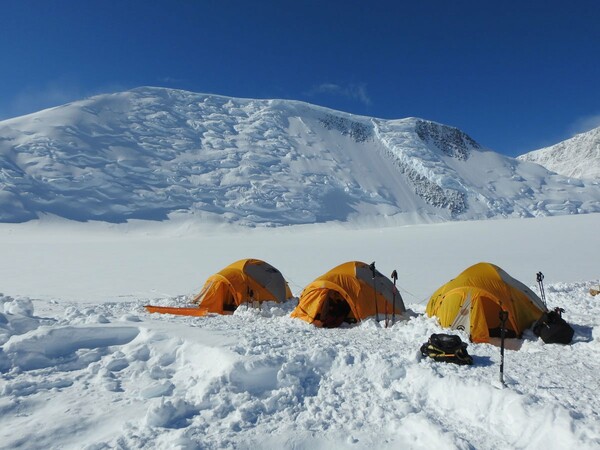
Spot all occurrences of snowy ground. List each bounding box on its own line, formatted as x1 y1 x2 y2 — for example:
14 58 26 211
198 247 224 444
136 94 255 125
1 214 600 449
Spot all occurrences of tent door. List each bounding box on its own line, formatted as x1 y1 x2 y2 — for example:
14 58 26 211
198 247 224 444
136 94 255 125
222 289 237 312
481 297 517 338
320 290 351 328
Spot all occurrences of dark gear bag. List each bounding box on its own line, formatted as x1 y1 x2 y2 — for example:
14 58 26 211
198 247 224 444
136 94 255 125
533 307 574 344
420 333 473 365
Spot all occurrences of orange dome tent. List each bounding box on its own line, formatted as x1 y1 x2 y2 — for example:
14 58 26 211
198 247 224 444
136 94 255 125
426 262 547 343
145 258 293 317
291 261 406 327
192 258 293 314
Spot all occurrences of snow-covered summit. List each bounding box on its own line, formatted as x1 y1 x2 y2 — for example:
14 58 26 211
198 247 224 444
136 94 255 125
517 126 600 180
1 86 599 225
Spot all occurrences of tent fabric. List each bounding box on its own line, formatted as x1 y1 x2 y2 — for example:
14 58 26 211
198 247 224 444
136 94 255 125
192 259 293 314
291 261 406 327
426 262 547 343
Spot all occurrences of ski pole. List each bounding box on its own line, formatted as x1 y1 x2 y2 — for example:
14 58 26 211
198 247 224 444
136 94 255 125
391 270 398 326
369 262 380 326
499 310 508 386
536 272 546 307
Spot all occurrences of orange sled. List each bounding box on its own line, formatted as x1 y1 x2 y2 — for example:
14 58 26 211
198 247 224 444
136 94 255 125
144 305 211 317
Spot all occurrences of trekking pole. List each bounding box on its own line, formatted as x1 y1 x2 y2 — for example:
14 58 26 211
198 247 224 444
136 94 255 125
384 270 389 328
536 272 546 307
499 310 509 387
369 262 380 326
391 270 398 326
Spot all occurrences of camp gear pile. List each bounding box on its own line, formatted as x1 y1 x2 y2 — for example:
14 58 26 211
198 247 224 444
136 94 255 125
420 333 473 365
533 307 575 344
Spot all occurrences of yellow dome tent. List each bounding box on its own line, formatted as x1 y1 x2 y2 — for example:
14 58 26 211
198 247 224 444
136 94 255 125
145 258 293 317
291 261 406 327
426 262 547 343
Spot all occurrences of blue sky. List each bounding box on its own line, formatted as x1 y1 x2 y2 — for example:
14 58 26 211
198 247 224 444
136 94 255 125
1 0 599 156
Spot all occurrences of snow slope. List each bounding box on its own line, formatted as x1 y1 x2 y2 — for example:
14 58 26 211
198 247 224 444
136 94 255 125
518 126 600 179
1 215 600 449
1 87 600 225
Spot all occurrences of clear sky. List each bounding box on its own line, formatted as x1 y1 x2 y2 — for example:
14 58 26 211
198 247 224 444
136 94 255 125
1 0 599 156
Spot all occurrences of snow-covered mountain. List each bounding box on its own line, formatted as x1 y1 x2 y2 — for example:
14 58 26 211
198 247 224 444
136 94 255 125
1 86 599 225
517 126 600 180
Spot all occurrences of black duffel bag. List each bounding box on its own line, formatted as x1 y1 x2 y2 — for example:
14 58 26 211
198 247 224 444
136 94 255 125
420 333 473 365
533 307 574 344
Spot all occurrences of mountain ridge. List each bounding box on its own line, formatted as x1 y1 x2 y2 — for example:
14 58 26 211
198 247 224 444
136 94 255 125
1 87 599 225
517 126 600 180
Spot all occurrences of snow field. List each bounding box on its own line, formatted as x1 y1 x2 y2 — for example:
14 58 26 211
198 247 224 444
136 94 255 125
1 214 599 449
1 213 599 305
1 282 600 450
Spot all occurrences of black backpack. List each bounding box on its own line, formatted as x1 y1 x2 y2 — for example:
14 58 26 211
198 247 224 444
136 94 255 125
532 308 574 344
420 333 473 365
